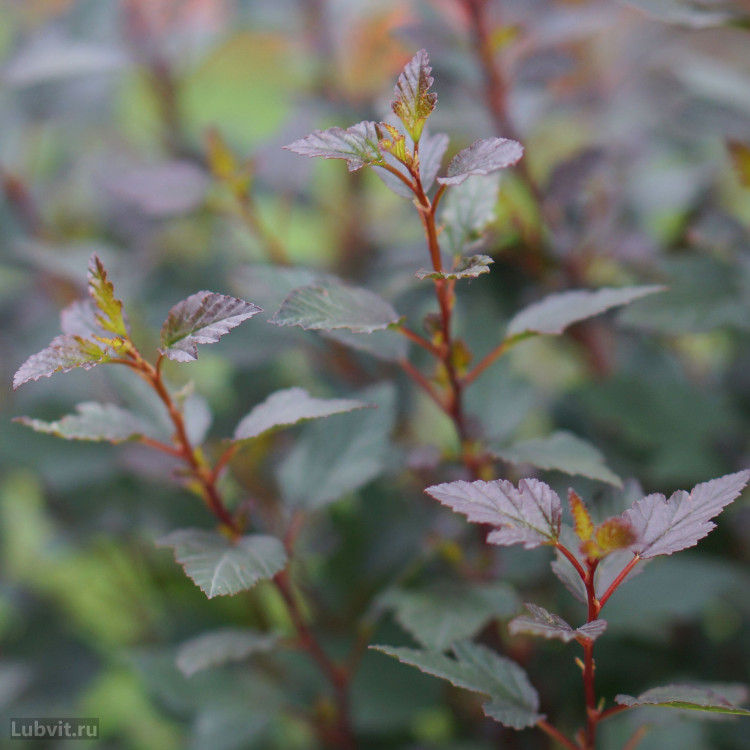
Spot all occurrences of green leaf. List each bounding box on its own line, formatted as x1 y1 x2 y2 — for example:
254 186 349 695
425 478 562 549
160 292 262 362
441 174 500 255
494 431 622 487
176 628 279 677
382 581 519 650
13 335 110 389
438 138 524 186
373 641 542 730
615 684 750 716
374 128 448 198
323 328 408 362
87 254 128 337
277 384 395 510
157 529 287 598
232 387 372 442
618 257 749 334
14 402 152 443
391 49 437 142
506 285 664 337
416 255 494 281
284 121 384 172
270 281 400 333
508 604 607 643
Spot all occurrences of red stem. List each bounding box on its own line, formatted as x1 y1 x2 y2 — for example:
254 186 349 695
598 554 641 610
536 718 580 750
398 325 444 358
399 358 451 414
273 569 355 750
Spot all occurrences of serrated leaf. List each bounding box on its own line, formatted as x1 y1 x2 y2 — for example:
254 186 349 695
391 49 437 142
416 255 494 281
374 641 541 730
157 529 287 598
13 335 109 389
495 431 622 487
232 387 372 442
623 470 750 559
160 292 262 362
176 628 278 678
441 174 500 255
382 581 519 651
277 384 395 510
87 254 128 337
615 684 750 716
438 138 524 186
425 478 562 549
14 402 152 443
508 604 607 643
506 285 664 338
284 121 384 172
270 281 400 333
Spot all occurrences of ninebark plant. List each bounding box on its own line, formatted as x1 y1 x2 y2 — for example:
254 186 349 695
13 50 750 750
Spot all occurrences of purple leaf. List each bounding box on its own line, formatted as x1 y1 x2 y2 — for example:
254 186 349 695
233 387 372 442
623 470 750 559
13 335 109 389
425 478 562 548
438 138 524 186
284 121 384 172
508 603 607 643
391 49 437 141
160 292 262 362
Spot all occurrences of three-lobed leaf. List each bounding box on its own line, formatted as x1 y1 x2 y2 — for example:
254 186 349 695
157 529 287 598
232 387 372 442
623 470 750 559
160 291 262 362
284 121 384 172
494 431 622 487
425 478 562 549
391 49 437 142
438 138 524 186
508 603 607 644
270 280 400 333
374 641 542 730
506 285 664 338
616 684 750 716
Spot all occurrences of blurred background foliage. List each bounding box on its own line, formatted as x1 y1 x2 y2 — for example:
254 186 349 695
3 0 750 748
